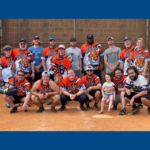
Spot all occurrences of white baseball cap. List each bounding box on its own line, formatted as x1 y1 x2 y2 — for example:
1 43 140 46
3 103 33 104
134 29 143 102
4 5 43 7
86 65 94 71
42 71 50 76
58 44 65 49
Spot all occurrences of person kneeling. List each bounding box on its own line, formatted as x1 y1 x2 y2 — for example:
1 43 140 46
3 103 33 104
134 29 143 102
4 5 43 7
59 68 87 111
3 70 31 114
31 71 60 113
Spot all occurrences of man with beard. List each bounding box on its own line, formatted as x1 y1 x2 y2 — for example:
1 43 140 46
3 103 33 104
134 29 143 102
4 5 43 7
104 37 121 76
31 71 60 113
123 66 150 116
66 37 82 78
41 37 59 74
113 68 127 114
81 34 104 83
50 45 71 87
3 70 31 114
28 36 44 81
81 65 101 110
12 38 35 84
119 37 136 76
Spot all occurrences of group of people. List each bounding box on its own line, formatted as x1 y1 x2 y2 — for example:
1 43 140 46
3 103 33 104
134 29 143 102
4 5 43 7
1 34 150 117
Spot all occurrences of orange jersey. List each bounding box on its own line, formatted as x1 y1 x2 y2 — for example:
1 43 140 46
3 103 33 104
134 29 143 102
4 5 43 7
37 79 53 97
119 46 136 75
0 56 16 82
41 47 59 72
60 76 86 94
81 42 103 71
12 48 35 75
113 75 127 88
130 49 150 72
9 76 31 96
81 74 101 89
50 54 71 86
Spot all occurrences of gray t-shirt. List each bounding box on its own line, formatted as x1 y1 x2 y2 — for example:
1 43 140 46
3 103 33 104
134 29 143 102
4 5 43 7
65 47 82 70
104 46 121 73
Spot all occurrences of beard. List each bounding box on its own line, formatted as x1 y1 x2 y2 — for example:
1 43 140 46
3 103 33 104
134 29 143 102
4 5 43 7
51 45 56 49
130 75 138 81
87 39 94 45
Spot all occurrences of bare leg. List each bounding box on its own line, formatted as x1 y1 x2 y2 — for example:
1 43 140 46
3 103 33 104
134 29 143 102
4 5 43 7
121 91 126 109
31 95 43 107
3 94 15 108
95 91 100 103
108 95 114 111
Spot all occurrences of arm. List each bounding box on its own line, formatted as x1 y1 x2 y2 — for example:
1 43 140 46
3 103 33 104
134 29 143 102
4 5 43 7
79 58 82 72
100 55 104 71
22 94 31 111
76 90 85 96
120 62 124 70
31 64 35 79
0 69 2 82
87 85 101 93
42 59 47 71
62 90 71 97
142 61 148 77
104 59 112 69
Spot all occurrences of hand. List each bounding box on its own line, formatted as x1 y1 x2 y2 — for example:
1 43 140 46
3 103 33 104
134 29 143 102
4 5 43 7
38 94 44 100
88 95 94 101
111 86 115 91
126 89 131 95
22 102 27 111
141 71 146 77
86 87 91 94
35 66 40 73
31 72 35 79
9 85 14 89
104 88 111 93
70 94 76 100
43 93 49 99
110 66 115 72
130 97 135 106
100 65 104 71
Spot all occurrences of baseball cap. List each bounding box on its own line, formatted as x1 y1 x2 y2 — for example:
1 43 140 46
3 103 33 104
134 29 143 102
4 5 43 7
42 71 50 76
86 65 94 71
19 38 27 43
107 37 114 41
58 45 65 49
124 36 131 41
33 36 40 39
87 34 94 39
49 37 56 41
70 37 76 41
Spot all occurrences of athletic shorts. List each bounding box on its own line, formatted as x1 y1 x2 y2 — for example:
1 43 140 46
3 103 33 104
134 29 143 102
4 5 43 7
86 90 100 102
104 92 113 98
12 95 26 104
32 72 42 82
124 92 150 103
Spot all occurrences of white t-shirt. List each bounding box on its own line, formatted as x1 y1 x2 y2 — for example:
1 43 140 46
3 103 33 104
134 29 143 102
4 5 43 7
125 75 150 93
65 47 82 70
102 82 115 94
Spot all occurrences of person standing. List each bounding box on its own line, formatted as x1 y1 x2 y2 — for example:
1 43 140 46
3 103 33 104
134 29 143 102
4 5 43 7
28 36 44 81
104 37 121 76
66 37 82 78
81 34 104 83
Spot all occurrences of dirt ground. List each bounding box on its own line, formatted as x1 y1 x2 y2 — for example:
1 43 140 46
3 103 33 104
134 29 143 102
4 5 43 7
0 95 150 131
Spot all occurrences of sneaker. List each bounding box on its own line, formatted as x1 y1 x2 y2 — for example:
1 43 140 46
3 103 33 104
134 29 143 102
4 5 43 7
51 107 57 113
46 102 51 105
128 108 140 115
80 106 86 111
10 106 17 114
137 104 143 109
86 103 90 108
118 108 126 115
6 102 10 108
94 104 98 111
112 104 118 110
24 109 27 112
59 106 66 111
28 104 32 107
147 107 150 117
36 107 44 113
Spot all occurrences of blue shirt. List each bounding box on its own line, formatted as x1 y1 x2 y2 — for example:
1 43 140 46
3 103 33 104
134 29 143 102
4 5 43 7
28 46 44 72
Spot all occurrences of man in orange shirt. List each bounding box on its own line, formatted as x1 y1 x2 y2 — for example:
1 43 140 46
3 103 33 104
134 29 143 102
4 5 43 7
81 34 104 83
50 45 71 87
81 65 101 110
3 70 31 114
41 37 59 75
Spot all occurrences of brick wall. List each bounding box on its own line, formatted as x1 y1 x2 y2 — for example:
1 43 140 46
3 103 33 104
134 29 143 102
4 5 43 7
1 19 149 81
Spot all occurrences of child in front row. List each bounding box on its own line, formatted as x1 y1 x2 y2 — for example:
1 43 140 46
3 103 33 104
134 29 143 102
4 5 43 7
98 73 116 114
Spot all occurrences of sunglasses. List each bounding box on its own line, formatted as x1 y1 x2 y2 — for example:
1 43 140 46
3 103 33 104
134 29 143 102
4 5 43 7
87 70 93 72
4 47 11 51
20 43 26 46
18 74 24 76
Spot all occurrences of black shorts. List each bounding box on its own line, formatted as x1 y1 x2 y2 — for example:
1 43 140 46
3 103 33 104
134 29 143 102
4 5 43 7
86 90 101 102
32 72 42 82
12 95 26 104
124 92 150 103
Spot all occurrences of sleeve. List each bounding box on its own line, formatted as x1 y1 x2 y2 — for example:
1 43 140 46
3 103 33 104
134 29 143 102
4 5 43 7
25 84 31 95
80 45 84 56
8 78 14 86
95 77 101 86
144 51 150 61
119 51 125 63
30 54 35 65
78 81 86 91
140 78 149 91
0 59 4 69
50 61 56 75
102 82 106 88
28 47 32 52
60 80 67 91
104 50 108 60
41 49 46 60
124 77 131 89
